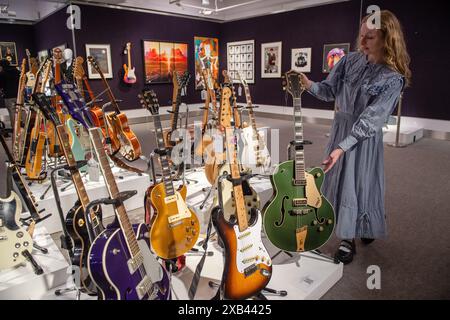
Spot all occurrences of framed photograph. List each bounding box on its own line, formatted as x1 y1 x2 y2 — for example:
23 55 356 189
291 48 312 73
322 43 350 73
37 49 49 65
142 40 188 84
85 44 113 79
194 36 219 90
261 41 282 78
0 42 18 66
227 40 254 83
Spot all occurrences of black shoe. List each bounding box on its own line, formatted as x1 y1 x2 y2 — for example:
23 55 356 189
361 238 375 245
335 239 356 264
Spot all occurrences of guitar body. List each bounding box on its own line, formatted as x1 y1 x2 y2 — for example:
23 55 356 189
123 64 136 84
89 108 120 153
240 126 271 174
46 121 64 158
263 161 335 252
25 127 46 180
19 108 37 166
88 223 171 300
212 164 260 221
0 192 34 270
212 206 272 300
66 118 87 172
65 202 102 294
150 183 200 259
105 112 141 161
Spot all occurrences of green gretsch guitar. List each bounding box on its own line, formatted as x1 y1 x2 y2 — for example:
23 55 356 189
263 70 335 252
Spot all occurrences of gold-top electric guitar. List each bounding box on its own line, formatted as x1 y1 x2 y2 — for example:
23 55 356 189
140 90 200 260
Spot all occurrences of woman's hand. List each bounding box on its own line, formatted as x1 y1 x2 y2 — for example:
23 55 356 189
322 148 344 173
300 73 313 90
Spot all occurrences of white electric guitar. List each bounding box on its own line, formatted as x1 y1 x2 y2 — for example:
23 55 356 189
237 71 271 174
0 191 34 270
123 42 136 84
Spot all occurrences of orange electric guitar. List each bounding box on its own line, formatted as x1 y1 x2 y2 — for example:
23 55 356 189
140 90 200 260
87 56 141 161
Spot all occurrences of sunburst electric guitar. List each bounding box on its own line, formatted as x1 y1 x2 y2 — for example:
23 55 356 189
263 70 335 252
140 90 200 260
123 42 136 84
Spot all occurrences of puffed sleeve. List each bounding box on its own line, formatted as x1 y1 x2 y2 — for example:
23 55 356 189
308 54 347 102
338 75 404 152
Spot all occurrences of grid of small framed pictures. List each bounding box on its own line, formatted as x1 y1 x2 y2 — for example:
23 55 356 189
227 40 254 83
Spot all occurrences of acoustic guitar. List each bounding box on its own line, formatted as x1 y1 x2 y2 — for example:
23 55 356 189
140 90 200 260
211 88 272 300
263 70 335 252
123 42 136 84
87 56 141 161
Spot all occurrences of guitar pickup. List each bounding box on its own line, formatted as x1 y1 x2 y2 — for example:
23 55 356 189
293 198 307 206
127 253 143 274
0 236 7 241
164 195 177 204
293 179 307 186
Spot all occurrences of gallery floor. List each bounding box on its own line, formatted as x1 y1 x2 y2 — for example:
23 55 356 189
1 113 449 299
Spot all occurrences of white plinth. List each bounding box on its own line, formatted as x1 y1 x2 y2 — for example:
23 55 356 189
29 167 151 234
0 226 70 300
383 124 423 145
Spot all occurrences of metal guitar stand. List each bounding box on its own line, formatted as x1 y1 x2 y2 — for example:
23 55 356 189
51 160 88 299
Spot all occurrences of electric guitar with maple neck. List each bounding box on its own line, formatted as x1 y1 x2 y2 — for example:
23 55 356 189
222 70 241 128
211 90 272 300
263 70 335 252
237 71 271 174
123 42 136 84
33 92 103 295
87 56 141 161
88 127 170 300
12 58 27 163
73 56 120 154
140 90 200 260
25 49 38 98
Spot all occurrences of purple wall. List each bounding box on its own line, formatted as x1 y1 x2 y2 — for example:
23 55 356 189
0 23 35 66
4 0 450 120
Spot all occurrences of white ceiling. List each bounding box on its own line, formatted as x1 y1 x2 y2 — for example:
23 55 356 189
0 0 349 23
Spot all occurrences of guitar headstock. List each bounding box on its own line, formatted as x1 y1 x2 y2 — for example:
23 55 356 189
52 47 63 64
219 86 233 129
33 93 62 127
236 70 248 87
19 58 26 78
139 90 160 116
177 71 191 91
222 69 232 84
87 56 104 79
73 56 85 80
126 42 131 52
282 70 304 99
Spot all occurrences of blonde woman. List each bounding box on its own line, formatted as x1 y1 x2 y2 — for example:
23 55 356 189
300 10 411 264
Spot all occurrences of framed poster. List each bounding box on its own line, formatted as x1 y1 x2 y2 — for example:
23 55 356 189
291 48 311 73
0 42 18 66
142 40 188 84
85 44 113 79
322 43 350 73
261 41 282 78
227 40 254 83
37 49 49 65
194 36 219 90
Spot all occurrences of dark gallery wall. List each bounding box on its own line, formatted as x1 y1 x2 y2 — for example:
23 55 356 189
0 23 35 67
2 0 450 120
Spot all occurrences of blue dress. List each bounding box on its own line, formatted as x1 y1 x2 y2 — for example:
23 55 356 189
308 52 404 239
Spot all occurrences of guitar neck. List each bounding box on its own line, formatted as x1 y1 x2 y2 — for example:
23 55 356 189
243 84 258 133
128 47 132 69
170 87 182 132
82 76 97 104
90 128 141 258
152 113 176 196
293 97 306 184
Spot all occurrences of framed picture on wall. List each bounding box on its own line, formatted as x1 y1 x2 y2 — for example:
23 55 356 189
261 41 282 78
85 44 113 79
291 48 312 73
37 49 49 65
322 43 350 73
227 40 255 83
142 40 188 84
0 42 18 66
194 36 219 90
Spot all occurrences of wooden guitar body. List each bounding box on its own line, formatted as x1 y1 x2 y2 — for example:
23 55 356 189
263 161 335 252
25 122 46 180
149 183 199 259
105 112 141 161
212 206 272 300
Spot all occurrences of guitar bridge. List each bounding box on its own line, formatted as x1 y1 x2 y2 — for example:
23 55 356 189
290 208 312 215
136 275 156 300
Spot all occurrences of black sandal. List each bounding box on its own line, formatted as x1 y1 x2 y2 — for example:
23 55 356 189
335 239 356 264
361 238 375 245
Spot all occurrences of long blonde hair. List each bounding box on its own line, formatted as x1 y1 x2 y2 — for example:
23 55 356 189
359 10 411 86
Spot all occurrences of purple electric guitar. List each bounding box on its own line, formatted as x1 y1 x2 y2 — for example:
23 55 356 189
88 127 170 300
55 81 92 129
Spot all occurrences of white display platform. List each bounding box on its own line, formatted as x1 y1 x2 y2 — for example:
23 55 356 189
383 124 424 145
0 226 70 300
29 166 151 234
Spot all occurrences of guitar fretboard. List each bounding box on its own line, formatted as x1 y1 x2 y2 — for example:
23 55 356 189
90 128 140 257
293 97 306 184
243 84 258 138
